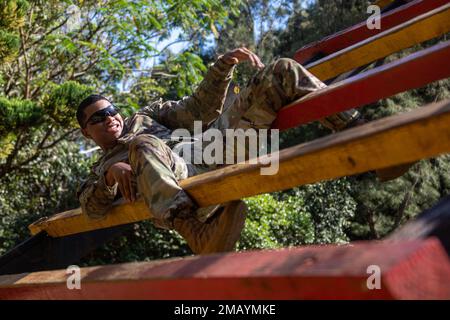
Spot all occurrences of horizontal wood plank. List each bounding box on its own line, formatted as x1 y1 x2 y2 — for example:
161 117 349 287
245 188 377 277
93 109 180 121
294 0 447 64
0 239 448 299
27 22 450 238
273 40 450 130
29 199 152 237
307 3 450 81
183 99 450 206
29 98 450 237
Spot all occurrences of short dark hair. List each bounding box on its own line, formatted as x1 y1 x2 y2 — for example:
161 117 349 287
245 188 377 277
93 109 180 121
77 94 111 128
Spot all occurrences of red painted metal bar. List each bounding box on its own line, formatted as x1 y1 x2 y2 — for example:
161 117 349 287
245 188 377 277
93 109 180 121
0 239 449 299
273 40 450 131
294 0 448 65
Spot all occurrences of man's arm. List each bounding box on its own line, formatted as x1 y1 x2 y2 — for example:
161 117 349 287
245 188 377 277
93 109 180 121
77 171 118 219
142 57 235 132
142 47 265 132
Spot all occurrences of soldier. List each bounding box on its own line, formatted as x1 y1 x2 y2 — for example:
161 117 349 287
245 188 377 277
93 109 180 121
76 47 403 255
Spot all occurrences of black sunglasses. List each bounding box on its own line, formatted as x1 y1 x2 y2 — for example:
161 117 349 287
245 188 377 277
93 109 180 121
84 105 119 127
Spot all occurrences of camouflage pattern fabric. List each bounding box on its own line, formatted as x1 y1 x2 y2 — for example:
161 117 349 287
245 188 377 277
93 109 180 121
210 58 359 131
78 57 361 229
77 59 235 223
128 135 196 229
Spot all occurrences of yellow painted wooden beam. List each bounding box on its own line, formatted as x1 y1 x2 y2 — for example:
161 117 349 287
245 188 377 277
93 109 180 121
29 99 450 237
29 198 152 237
308 3 450 81
27 2 450 238
182 99 450 206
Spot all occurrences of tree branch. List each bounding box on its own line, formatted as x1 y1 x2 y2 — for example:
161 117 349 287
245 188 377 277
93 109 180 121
19 27 31 99
1 128 76 177
1 131 25 177
28 16 70 48
390 169 421 233
366 207 379 239
42 128 78 150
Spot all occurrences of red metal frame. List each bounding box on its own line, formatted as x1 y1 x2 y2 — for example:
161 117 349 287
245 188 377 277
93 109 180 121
294 0 448 65
0 239 449 299
273 41 450 131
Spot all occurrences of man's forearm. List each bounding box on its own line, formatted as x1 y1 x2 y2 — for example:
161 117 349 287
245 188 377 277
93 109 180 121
185 57 236 122
143 57 236 131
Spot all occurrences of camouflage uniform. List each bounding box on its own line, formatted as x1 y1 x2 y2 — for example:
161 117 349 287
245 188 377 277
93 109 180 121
78 57 360 229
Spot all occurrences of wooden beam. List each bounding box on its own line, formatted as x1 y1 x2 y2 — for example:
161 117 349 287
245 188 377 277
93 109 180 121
0 239 448 299
29 98 450 237
29 198 152 237
183 99 450 207
294 0 448 64
306 3 450 81
273 40 450 131
26 40 450 238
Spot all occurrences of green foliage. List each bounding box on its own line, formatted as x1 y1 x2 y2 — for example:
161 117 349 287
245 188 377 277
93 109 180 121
0 133 16 159
0 29 20 64
348 155 450 240
0 96 41 136
274 0 368 59
238 179 356 251
239 194 314 250
0 0 244 261
163 51 208 98
0 136 92 254
41 81 93 128
0 0 28 30
292 179 357 244
0 0 243 177
0 0 29 63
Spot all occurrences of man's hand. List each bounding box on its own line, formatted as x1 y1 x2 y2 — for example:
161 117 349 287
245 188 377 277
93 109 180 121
105 162 136 203
220 47 265 70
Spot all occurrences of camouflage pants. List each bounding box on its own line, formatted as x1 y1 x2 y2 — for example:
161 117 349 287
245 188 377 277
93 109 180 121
211 58 359 131
132 58 359 229
128 135 195 229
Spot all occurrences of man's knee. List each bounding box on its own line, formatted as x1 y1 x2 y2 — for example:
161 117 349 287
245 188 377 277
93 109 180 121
271 58 304 74
271 57 325 91
248 58 301 91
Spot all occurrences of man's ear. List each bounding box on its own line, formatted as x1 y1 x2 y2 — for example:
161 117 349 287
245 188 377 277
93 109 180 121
81 127 91 139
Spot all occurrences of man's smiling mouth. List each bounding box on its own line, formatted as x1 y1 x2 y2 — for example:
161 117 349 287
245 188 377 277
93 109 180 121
106 123 120 133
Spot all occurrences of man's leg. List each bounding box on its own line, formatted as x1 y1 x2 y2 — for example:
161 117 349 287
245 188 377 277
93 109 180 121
210 58 411 180
211 58 360 132
128 135 195 230
129 134 247 254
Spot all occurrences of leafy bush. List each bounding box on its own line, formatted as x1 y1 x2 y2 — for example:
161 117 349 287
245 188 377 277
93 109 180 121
239 193 315 250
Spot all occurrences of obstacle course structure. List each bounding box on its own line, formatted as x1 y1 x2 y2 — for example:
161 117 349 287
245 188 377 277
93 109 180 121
0 0 449 299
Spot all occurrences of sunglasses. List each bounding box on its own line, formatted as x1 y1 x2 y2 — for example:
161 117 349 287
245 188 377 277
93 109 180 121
84 105 119 127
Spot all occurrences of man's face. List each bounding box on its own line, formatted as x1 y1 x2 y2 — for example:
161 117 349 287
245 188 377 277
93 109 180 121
81 99 124 150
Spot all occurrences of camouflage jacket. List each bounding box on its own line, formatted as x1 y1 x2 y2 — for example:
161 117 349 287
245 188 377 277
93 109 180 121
77 58 235 219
